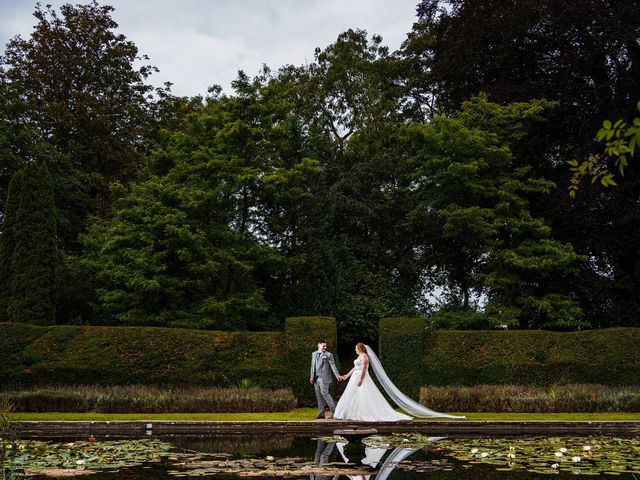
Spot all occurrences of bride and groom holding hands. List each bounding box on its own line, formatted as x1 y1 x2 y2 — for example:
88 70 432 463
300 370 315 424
310 339 463 421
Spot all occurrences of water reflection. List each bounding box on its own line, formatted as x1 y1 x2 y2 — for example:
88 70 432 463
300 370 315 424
15 434 640 479
312 435 446 480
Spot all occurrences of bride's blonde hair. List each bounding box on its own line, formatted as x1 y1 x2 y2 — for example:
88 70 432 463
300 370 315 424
356 342 366 353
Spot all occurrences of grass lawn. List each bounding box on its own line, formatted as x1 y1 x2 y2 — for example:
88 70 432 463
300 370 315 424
14 410 640 422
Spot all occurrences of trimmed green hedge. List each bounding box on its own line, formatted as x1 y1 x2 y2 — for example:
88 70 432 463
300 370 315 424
380 318 640 393
0 322 289 388
378 317 424 399
422 328 640 386
0 318 337 407
285 316 338 404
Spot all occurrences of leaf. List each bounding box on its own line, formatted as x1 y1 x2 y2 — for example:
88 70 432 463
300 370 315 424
603 120 612 129
601 174 618 187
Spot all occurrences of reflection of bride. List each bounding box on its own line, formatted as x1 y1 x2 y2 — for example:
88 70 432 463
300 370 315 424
334 343 464 421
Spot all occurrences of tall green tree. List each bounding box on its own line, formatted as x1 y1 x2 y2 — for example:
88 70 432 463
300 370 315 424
403 0 640 328
8 162 58 325
0 1 157 250
407 96 585 329
285 30 423 346
81 79 321 329
0 168 23 321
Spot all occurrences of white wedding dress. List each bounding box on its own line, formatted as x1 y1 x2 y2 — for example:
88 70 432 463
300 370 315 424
334 357 411 421
334 345 465 421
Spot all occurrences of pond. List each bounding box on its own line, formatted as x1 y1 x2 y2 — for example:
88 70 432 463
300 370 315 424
3 433 640 479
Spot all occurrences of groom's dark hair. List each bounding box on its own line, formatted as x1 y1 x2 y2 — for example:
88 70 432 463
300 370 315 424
317 339 327 344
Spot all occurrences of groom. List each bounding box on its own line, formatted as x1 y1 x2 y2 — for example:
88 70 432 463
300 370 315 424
310 339 341 419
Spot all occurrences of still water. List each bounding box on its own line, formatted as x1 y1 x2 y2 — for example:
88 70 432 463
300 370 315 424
5 433 640 479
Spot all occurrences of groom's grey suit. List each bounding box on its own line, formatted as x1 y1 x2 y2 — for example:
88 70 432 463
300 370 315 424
310 350 340 416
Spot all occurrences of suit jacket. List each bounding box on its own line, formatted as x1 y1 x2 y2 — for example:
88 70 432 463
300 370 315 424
310 351 340 384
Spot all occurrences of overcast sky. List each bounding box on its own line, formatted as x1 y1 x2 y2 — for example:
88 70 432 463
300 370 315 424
0 0 419 97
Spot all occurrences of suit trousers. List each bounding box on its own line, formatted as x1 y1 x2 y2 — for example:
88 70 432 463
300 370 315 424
314 378 335 414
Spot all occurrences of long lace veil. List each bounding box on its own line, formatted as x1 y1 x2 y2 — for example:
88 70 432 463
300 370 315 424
364 344 466 419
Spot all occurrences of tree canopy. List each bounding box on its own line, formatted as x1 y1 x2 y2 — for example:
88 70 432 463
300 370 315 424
1 1 639 341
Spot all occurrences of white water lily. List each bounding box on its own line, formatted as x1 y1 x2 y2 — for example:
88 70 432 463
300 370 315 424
551 463 559 469
560 447 568 453
470 448 478 454
76 460 85 465
572 456 581 462
480 452 488 457
507 453 516 459
583 445 591 451
265 456 274 461
555 452 564 457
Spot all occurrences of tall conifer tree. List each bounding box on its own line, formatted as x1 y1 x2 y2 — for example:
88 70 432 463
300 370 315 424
8 162 58 324
0 168 24 321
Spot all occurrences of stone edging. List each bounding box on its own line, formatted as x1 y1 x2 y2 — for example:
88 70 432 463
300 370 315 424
18 420 640 438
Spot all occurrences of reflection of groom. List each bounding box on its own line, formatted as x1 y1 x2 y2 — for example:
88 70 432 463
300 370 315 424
310 339 341 419
310 439 339 480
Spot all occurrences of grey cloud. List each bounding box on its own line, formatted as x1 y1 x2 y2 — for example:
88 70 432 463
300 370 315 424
1 0 418 96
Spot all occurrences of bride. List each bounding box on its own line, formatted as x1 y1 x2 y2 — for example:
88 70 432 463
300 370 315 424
334 342 464 421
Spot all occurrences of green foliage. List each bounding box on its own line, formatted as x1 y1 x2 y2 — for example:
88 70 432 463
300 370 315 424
285 316 337 403
426 327 639 387
569 101 640 196
378 317 424 399
2 385 296 413
427 307 496 330
80 177 272 329
381 319 640 392
7 163 58 325
420 384 640 413
0 317 336 404
0 2 157 251
0 169 23 322
407 95 585 328
0 322 289 388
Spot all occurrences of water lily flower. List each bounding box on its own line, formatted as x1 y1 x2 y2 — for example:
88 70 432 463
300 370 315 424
507 453 516 459
265 456 274 461
76 460 85 465
470 448 478 454
555 452 564 457
560 447 568 453
480 452 488 457
572 456 581 463
583 445 591 451
551 463 559 469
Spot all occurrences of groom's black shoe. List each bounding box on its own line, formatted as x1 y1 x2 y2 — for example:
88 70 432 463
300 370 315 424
315 412 325 419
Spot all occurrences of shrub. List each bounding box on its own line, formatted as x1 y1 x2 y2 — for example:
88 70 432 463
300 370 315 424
0 322 288 389
420 384 640 413
285 316 337 405
420 328 640 386
378 317 424 399
379 318 640 393
2 385 297 413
